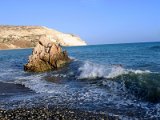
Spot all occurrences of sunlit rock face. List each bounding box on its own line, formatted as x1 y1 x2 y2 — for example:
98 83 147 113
24 36 71 72
0 25 87 49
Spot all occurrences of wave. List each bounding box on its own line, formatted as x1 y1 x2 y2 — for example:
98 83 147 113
69 56 78 61
121 72 160 103
5 60 156 104
149 45 160 51
13 61 159 103
1 61 153 96
15 74 68 94
149 45 160 49
78 61 152 79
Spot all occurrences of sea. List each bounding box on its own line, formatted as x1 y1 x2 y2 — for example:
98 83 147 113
0 42 160 119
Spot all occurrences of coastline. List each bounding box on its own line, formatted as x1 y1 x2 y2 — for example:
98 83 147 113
0 47 33 51
0 44 88 51
0 42 160 119
0 107 118 120
1 41 159 51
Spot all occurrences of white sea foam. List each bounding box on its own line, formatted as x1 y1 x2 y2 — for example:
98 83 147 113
106 66 127 79
78 61 107 79
129 69 151 74
13 61 152 94
69 56 78 61
15 74 68 94
78 61 152 79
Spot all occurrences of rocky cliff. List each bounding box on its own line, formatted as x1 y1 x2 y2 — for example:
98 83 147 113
0 25 87 49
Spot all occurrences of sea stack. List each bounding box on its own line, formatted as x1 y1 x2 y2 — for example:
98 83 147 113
24 36 71 72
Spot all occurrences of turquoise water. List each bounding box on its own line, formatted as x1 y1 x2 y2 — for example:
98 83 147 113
0 42 160 119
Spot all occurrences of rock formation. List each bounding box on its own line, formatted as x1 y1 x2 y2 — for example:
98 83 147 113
0 25 87 50
24 36 71 72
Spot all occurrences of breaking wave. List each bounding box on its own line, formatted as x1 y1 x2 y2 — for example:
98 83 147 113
78 61 151 79
77 61 160 103
10 60 159 104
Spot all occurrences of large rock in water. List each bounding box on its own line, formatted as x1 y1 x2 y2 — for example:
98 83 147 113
24 37 71 72
0 25 87 50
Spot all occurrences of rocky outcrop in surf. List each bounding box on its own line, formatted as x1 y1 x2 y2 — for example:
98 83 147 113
0 25 87 50
24 36 71 72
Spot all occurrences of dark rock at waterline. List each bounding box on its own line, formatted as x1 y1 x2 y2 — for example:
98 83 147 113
24 36 71 72
0 107 118 120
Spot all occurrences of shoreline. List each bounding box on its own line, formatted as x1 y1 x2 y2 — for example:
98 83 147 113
0 44 88 51
0 107 118 120
0 47 33 51
1 40 159 51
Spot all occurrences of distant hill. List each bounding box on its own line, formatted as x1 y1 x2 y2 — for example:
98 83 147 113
0 25 87 49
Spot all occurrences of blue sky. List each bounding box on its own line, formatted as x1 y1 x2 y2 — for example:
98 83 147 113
0 0 160 44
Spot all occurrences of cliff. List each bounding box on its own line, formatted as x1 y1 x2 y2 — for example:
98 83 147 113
0 25 87 49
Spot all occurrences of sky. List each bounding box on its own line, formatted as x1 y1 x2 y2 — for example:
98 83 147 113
0 0 160 45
